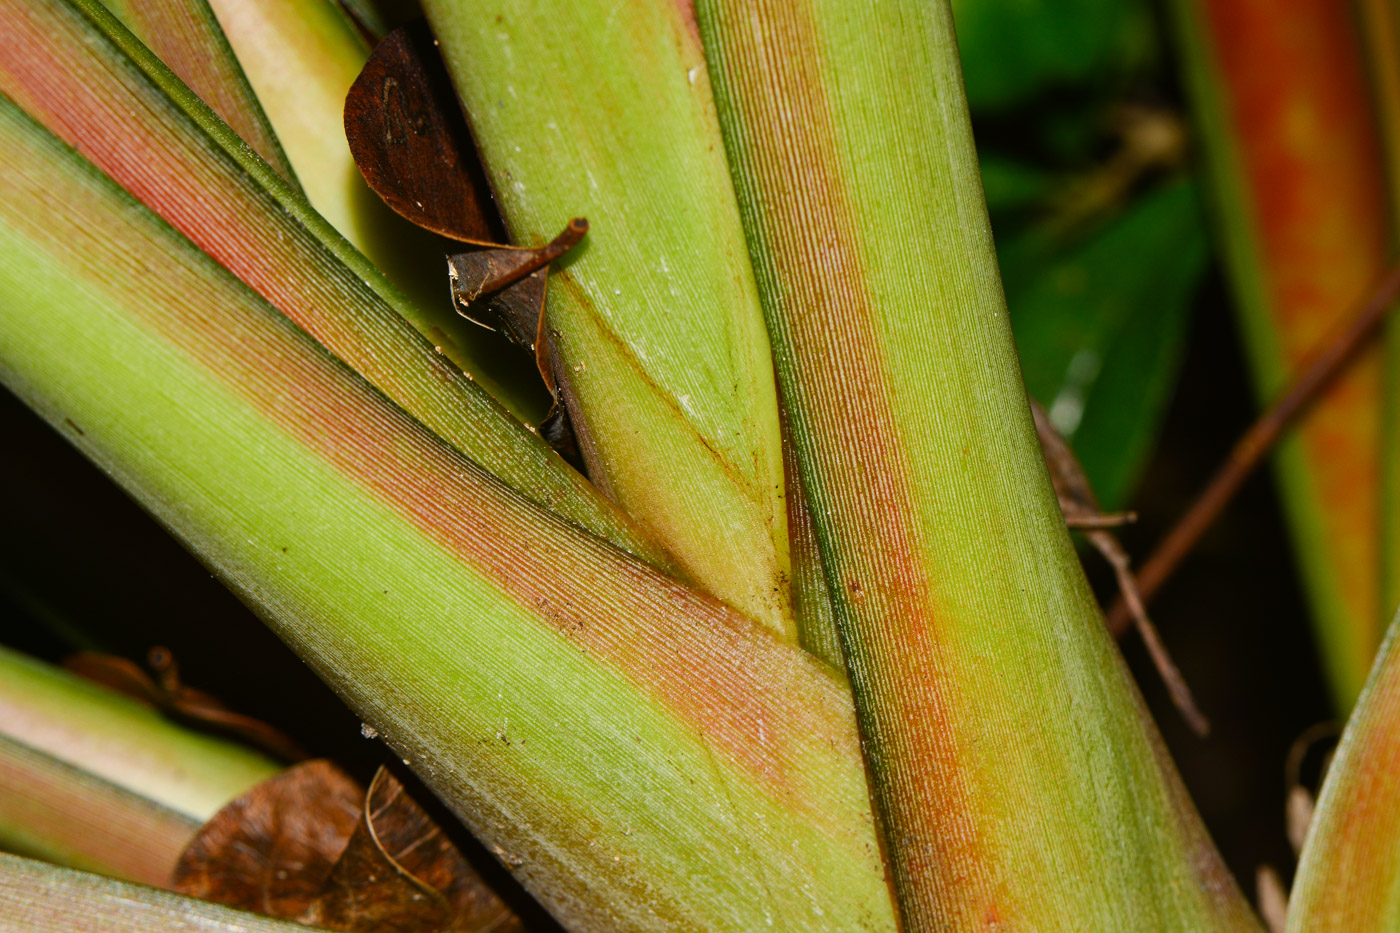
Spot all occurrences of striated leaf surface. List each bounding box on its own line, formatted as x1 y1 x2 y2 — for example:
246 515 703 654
0 95 893 932
99 0 295 181
0 736 201 889
0 0 669 575
423 0 796 639
697 1 1260 929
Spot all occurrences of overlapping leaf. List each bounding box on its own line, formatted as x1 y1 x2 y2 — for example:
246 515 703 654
0 0 668 575
422 0 796 639
1171 0 1392 708
0 92 893 931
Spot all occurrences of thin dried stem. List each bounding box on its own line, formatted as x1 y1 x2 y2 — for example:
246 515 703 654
1107 263 1400 635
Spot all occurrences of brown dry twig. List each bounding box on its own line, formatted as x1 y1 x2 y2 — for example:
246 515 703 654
1106 262 1400 635
1032 400 1210 735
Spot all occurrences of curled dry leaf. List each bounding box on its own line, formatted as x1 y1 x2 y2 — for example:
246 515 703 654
345 26 585 458
343 24 500 246
64 648 308 762
173 760 519 933
171 759 363 916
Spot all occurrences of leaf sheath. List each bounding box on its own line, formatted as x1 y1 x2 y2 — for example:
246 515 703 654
0 95 894 932
697 1 1261 928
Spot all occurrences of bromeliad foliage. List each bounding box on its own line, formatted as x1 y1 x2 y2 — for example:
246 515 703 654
8 0 1399 930
0 68 890 931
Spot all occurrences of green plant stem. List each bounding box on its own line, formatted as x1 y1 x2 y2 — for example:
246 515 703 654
697 1 1261 928
423 0 797 640
0 94 893 932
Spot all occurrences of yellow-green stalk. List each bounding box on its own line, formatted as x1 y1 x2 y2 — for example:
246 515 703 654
422 0 797 639
196 0 539 414
0 648 277 887
697 1 1261 928
0 92 893 931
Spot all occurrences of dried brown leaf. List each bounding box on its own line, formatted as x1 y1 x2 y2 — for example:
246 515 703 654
173 762 518 933
305 769 520 933
172 760 363 916
344 25 501 245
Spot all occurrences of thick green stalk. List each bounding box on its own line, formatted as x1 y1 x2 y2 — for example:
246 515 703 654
0 96 893 931
0 648 276 886
0 0 670 574
0 854 325 933
1287 612 1400 931
1170 0 1391 709
98 0 295 182
697 2 1260 929
423 0 796 639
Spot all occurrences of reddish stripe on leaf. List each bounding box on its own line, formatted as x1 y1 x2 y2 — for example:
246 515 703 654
708 1 996 924
1197 0 1388 662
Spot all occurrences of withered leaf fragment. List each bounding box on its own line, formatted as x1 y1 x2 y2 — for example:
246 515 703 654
173 761 520 933
448 222 588 460
172 760 363 917
344 25 501 245
345 25 587 458
65 648 308 762
1031 400 1210 736
306 769 521 933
